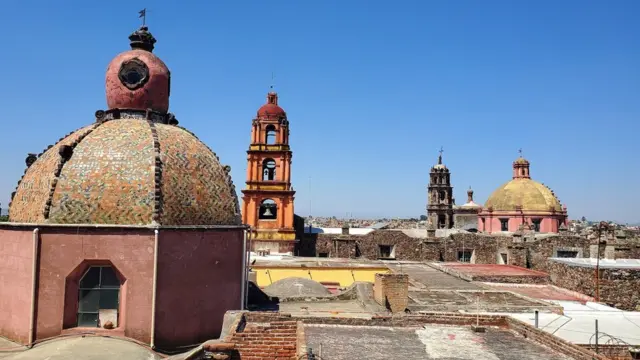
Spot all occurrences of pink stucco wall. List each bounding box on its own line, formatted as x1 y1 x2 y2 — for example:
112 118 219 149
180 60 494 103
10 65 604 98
0 225 245 349
154 229 244 349
478 212 567 233
0 228 34 344
36 228 155 342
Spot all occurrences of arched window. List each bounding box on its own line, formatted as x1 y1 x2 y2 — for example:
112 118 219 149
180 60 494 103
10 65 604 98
259 199 277 220
265 125 277 145
262 158 276 181
77 266 120 328
439 191 446 202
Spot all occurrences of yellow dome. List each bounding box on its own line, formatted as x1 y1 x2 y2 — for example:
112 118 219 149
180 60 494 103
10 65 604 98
484 178 562 212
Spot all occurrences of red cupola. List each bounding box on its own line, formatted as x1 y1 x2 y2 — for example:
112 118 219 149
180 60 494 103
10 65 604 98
257 92 286 119
105 26 170 113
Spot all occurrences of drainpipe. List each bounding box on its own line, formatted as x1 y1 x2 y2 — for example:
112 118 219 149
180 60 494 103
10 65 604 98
28 228 40 348
240 229 247 310
150 229 159 350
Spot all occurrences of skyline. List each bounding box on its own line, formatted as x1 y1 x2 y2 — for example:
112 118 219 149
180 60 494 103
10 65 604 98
0 1 638 222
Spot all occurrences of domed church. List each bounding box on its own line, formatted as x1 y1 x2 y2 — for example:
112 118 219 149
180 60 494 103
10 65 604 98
0 25 247 350
478 155 568 233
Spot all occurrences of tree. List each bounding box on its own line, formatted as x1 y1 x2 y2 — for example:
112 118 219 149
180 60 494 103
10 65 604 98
419 215 428 221
581 216 586 222
0 215 8 222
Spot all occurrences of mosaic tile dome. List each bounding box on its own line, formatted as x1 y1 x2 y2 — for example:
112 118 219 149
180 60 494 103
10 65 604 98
8 26 241 226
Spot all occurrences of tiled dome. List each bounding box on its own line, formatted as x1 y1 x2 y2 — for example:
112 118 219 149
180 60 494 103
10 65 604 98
484 178 562 212
8 26 240 226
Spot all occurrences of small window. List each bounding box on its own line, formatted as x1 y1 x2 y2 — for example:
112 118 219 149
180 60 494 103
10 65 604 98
262 158 276 181
259 199 277 220
532 219 541 232
500 253 508 264
438 215 447 229
318 252 328 258
500 218 509 231
265 125 277 145
556 250 578 258
77 266 120 328
378 245 395 259
458 250 472 263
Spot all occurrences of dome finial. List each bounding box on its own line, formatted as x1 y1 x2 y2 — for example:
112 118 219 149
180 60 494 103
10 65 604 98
129 10 156 52
467 186 474 203
438 146 443 164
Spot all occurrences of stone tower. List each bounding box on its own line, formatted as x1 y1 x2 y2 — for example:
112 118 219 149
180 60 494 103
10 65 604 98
242 91 296 253
427 150 454 229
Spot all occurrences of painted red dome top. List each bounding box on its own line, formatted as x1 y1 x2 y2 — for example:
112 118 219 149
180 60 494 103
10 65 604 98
257 92 286 119
105 26 170 113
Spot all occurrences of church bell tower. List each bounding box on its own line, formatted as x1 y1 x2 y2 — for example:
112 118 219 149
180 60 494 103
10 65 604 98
427 149 454 229
241 91 296 253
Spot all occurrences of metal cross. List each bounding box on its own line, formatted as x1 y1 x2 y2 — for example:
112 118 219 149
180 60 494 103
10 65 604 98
139 8 147 26
439 146 444 157
518 148 523 157
270 72 275 90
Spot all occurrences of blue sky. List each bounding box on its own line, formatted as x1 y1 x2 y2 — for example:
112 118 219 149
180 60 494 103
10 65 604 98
0 1 638 222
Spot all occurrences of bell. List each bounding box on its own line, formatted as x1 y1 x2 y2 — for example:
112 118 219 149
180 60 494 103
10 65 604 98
263 207 273 217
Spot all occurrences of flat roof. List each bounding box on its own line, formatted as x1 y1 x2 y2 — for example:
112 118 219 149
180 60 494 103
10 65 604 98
482 284 593 304
438 263 549 278
550 257 640 269
303 324 574 359
0 336 161 360
509 309 640 345
251 256 389 269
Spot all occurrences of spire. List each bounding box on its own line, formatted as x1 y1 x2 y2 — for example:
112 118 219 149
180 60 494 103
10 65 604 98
129 26 157 52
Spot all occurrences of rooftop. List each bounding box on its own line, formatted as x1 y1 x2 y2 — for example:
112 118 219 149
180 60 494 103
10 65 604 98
303 323 573 360
550 257 640 269
0 336 161 360
435 263 550 282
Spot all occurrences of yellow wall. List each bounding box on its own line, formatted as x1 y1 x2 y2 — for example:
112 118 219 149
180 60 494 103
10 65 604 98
251 267 390 288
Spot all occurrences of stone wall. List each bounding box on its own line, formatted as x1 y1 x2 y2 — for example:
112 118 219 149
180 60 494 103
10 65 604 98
547 260 640 311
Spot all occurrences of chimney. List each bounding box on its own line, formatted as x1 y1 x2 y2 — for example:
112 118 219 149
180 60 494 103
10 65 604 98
374 273 409 313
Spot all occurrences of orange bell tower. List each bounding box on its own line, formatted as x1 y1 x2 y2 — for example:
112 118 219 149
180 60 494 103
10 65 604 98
242 91 296 253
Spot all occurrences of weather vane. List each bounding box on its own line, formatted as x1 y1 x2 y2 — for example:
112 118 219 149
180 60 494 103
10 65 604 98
139 8 147 26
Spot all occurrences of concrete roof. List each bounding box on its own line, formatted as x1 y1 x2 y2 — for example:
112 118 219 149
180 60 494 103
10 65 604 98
251 255 388 269
0 336 161 360
507 305 640 345
303 324 573 359
550 258 640 269
263 277 331 298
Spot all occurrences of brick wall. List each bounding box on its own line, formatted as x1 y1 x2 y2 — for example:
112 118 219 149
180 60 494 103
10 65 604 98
547 261 640 311
373 273 409 313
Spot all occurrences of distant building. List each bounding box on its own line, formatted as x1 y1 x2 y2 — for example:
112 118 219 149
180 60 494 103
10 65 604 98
479 155 568 233
453 187 481 231
241 91 296 253
427 150 454 229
